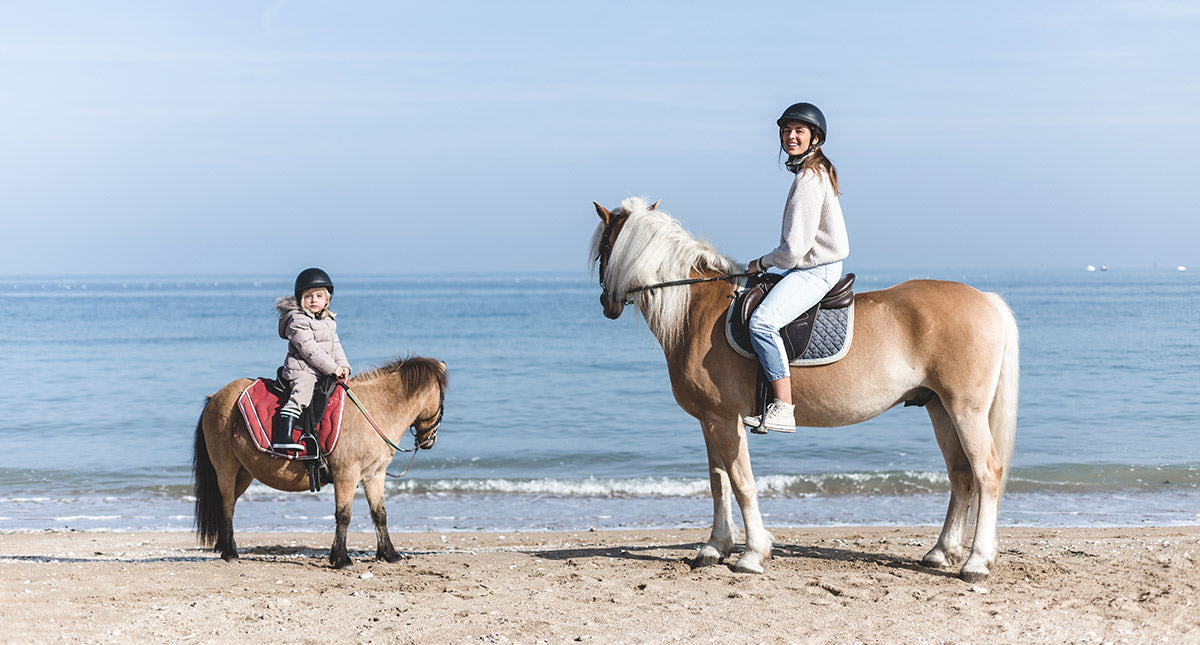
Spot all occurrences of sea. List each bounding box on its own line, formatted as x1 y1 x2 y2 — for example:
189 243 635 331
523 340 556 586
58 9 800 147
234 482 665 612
2 268 1198 535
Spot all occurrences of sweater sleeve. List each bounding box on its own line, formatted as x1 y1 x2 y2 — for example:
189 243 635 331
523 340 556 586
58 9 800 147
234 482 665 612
331 331 350 371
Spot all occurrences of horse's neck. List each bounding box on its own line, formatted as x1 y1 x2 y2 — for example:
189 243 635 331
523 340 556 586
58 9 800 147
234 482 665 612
348 376 416 436
649 271 733 358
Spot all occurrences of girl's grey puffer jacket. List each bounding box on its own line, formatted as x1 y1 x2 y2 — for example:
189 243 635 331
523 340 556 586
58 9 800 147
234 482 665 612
276 297 350 380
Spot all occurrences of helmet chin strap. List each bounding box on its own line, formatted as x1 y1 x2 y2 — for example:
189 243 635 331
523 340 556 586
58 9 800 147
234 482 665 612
785 144 818 173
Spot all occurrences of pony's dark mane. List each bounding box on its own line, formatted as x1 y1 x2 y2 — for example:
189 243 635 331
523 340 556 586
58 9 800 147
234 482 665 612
352 356 447 394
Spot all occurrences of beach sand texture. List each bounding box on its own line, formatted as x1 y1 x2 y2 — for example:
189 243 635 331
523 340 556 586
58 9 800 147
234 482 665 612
2 526 1197 644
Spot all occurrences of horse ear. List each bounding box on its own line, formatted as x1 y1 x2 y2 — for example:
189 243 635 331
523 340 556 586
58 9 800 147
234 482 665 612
650 199 661 211
593 201 612 225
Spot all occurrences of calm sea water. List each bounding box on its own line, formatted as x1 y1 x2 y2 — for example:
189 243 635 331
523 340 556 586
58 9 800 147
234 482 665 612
2 269 1198 534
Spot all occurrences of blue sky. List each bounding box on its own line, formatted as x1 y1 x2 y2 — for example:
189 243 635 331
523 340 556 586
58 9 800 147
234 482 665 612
1 1 1197 275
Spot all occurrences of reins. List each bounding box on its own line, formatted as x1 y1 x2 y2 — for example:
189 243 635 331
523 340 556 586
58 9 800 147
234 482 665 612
619 272 756 303
339 380 444 478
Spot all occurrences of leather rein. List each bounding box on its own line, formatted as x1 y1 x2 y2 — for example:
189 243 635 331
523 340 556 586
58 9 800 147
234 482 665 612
621 272 756 303
340 380 444 478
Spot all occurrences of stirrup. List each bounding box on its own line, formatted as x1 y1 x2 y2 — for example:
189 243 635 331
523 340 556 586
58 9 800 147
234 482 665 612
272 442 304 451
743 413 768 434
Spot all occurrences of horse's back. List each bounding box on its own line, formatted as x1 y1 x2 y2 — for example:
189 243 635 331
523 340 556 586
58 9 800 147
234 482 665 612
858 279 1010 337
200 378 254 451
856 279 1013 395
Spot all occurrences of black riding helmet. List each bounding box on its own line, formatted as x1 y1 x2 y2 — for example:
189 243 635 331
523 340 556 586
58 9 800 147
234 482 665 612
294 267 334 301
777 102 827 146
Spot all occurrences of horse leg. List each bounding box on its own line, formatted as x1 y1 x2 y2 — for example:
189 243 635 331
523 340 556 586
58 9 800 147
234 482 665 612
702 418 772 574
363 472 401 562
216 469 253 561
694 424 737 567
944 401 1005 583
328 476 356 569
921 397 973 569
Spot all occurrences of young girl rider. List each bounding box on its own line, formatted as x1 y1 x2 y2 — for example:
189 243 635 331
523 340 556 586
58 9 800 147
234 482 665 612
272 268 352 451
743 102 850 434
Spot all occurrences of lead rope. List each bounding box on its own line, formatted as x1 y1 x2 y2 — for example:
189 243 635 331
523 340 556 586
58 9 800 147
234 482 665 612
340 383 421 478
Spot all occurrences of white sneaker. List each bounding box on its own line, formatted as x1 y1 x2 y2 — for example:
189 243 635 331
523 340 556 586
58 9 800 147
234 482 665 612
759 400 796 433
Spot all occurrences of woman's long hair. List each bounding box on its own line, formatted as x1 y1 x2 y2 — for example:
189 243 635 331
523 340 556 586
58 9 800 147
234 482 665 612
780 125 840 194
794 148 839 195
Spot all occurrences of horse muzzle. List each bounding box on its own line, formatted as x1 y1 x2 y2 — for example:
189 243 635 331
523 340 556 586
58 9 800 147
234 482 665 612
600 291 625 319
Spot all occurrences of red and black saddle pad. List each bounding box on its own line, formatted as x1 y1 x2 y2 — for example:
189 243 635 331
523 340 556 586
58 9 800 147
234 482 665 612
236 378 346 459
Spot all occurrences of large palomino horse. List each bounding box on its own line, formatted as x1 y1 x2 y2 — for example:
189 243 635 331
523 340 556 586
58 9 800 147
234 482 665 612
193 356 446 568
591 197 1018 582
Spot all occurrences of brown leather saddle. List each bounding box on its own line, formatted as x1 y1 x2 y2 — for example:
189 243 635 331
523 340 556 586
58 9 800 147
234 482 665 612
727 273 856 362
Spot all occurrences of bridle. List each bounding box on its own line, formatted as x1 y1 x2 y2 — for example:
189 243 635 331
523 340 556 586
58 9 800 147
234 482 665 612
341 378 445 478
597 213 754 305
596 213 625 305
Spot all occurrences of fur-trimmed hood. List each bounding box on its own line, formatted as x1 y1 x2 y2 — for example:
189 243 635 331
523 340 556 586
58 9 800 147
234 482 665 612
275 296 335 319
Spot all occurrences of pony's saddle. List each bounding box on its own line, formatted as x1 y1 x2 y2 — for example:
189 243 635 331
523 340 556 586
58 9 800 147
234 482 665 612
237 372 347 463
726 272 856 366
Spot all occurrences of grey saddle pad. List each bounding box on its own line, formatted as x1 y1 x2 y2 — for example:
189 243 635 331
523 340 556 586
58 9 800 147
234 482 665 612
725 273 855 366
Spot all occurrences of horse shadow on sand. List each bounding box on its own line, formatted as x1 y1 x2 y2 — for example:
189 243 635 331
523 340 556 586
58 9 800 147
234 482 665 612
522 539 959 579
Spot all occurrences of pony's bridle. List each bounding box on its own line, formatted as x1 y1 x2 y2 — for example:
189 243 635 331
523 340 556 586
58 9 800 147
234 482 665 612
412 382 445 449
342 377 443 462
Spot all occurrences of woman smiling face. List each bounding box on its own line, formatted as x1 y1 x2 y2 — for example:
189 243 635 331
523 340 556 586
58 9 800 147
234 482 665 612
779 120 815 157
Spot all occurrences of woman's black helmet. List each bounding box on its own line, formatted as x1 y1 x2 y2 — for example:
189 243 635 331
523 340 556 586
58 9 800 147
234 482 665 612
777 102 827 145
294 267 334 301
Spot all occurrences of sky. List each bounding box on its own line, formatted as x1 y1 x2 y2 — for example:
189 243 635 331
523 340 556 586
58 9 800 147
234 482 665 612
1 1 1197 276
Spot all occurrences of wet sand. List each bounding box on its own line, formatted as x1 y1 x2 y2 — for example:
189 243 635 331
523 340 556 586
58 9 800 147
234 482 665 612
2 526 1198 644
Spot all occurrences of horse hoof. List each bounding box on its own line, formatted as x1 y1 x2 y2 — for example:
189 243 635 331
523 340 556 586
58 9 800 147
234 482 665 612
330 556 353 569
377 551 404 563
959 562 990 583
692 544 726 568
220 551 239 562
732 553 766 574
921 549 949 569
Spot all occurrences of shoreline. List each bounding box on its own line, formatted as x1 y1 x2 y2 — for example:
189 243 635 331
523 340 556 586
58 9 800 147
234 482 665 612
3 526 1197 643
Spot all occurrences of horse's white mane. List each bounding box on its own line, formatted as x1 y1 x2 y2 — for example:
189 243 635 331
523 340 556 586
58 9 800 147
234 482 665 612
590 197 739 348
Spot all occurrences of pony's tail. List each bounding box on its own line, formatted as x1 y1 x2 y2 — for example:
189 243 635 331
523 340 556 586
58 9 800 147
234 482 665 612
192 397 222 547
985 292 1019 497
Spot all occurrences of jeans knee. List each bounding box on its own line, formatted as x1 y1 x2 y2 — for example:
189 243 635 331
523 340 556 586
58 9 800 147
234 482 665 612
748 312 775 339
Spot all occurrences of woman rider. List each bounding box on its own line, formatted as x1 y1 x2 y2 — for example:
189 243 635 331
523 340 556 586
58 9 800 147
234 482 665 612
742 102 850 433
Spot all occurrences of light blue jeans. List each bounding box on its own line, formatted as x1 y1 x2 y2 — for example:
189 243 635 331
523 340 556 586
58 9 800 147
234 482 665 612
748 261 843 382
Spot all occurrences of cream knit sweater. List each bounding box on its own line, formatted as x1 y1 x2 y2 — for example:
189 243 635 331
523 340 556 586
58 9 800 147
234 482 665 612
760 168 849 270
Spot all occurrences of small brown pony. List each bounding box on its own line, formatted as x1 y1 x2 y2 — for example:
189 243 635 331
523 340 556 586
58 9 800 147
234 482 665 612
592 198 1018 582
193 356 446 568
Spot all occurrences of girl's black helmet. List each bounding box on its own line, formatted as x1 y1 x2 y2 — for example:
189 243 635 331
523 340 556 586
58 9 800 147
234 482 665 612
294 267 334 301
777 102 827 145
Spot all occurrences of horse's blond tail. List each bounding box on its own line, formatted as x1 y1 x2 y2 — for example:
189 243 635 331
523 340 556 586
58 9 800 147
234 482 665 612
985 292 1019 497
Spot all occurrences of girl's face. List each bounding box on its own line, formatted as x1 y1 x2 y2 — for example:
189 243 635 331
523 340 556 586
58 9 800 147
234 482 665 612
779 121 815 157
301 288 330 314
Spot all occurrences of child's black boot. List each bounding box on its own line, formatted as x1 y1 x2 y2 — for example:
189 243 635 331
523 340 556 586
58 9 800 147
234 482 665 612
272 411 303 451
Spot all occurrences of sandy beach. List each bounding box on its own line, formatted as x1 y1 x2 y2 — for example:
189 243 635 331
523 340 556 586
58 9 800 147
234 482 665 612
2 526 1197 644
